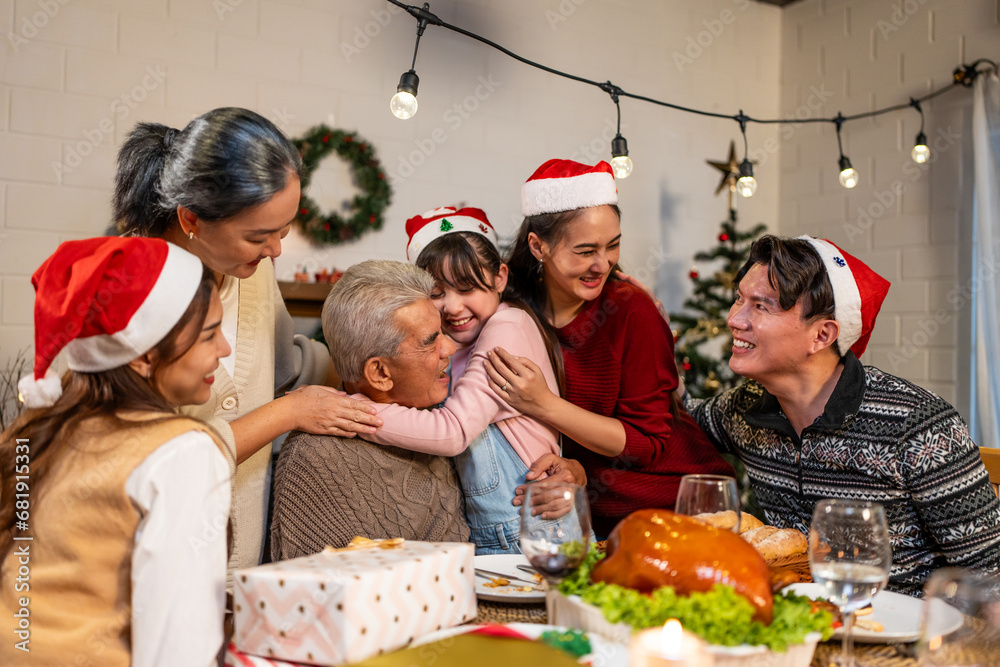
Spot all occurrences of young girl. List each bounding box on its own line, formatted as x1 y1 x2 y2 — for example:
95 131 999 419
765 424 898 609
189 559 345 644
486 159 734 538
357 207 565 554
0 237 232 666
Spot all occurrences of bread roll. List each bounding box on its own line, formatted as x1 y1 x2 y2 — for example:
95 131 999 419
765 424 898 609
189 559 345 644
739 513 764 532
742 526 808 561
691 511 765 533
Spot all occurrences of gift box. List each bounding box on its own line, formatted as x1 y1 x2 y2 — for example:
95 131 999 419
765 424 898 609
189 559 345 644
233 542 476 665
547 591 821 667
225 643 309 667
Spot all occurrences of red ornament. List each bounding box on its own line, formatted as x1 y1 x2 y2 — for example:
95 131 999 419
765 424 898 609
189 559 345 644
718 232 729 242
689 268 699 280
345 136 353 143
683 362 692 371
369 215 376 224
378 172 385 180
299 207 308 215
322 135 330 143
324 223 330 231
360 144 368 151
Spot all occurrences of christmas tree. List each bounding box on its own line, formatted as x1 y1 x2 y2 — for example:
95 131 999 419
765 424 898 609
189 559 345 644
670 142 767 399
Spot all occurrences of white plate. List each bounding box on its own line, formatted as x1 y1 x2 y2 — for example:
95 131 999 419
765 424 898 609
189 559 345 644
474 554 546 603
412 623 628 667
787 583 963 644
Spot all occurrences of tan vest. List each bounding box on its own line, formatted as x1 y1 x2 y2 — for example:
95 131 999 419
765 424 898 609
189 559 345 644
0 415 229 667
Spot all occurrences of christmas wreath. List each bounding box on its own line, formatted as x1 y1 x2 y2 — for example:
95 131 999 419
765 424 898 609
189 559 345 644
291 124 392 246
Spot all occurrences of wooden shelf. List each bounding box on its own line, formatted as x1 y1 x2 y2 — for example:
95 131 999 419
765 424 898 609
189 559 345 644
278 281 334 318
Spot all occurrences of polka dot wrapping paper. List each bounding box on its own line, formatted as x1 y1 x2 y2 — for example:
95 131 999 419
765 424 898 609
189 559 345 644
232 542 477 665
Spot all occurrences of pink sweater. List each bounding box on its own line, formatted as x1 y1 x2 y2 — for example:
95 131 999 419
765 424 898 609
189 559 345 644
361 304 560 467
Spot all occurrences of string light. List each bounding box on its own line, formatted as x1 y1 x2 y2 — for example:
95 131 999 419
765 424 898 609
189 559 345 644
602 82 633 179
735 111 757 197
385 1 996 185
390 3 439 119
834 113 859 189
909 98 930 164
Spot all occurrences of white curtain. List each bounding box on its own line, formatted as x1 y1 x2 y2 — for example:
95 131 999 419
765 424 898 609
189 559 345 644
972 70 1000 447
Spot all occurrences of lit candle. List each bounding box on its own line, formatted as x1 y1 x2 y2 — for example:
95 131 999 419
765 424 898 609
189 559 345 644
630 619 712 667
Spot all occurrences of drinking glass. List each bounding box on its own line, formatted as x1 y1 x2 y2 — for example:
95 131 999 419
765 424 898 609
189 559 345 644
519 481 591 586
917 568 1000 666
809 499 891 667
675 474 742 533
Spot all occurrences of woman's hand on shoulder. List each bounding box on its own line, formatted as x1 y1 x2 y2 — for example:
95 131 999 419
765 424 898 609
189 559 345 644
283 385 382 437
615 270 670 327
485 347 555 418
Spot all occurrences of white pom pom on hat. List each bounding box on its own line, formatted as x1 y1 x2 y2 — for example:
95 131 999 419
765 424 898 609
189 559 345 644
404 206 497 262
521 159 618 217
18 236 204 409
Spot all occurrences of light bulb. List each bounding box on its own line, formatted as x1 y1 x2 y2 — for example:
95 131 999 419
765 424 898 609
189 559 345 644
911 132 929 163
839 167 859 188
390 70 420 120
390 91 418 119
736 158 756 197
610 134 632 179
611 155 633 179
736 175 757 197
838 156 858 188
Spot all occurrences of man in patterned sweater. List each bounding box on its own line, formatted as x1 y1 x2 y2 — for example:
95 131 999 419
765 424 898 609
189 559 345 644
686 235 1000 597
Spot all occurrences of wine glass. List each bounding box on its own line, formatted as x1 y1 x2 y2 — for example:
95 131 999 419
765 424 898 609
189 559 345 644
917 568 1000 666
519 481 591 586
809 499 891 667
675 474 742 533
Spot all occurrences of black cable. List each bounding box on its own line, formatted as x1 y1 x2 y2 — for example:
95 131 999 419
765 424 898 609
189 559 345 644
385 0 994 131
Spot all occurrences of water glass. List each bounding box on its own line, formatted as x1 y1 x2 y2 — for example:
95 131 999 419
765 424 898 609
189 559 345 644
917 568 1000 666
675 474 742 532
809 499 891 667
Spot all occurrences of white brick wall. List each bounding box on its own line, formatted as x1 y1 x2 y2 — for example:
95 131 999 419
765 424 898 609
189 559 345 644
778 0 999 417
0 0 784 368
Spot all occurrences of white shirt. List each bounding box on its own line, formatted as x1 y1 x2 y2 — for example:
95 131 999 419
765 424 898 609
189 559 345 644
125 431 231 667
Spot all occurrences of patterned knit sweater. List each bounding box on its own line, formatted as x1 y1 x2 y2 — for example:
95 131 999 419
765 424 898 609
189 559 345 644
558 280 734 537
687 353 1000 596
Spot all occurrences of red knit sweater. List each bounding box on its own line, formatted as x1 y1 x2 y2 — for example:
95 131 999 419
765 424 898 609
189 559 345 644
557 280 734 536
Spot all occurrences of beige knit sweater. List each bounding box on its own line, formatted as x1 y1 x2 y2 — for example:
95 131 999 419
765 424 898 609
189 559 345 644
182 258 328 576
271 431 470 561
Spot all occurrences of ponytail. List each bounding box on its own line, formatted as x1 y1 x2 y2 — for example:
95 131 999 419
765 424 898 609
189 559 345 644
113 107 302 237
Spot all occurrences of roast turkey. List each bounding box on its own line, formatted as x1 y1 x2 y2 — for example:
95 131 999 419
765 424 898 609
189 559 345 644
590 509 775 623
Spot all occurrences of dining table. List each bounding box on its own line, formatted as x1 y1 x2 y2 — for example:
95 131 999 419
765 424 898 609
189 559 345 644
473 599 918 667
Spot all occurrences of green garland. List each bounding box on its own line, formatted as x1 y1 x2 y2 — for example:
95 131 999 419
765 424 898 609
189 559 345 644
291 124 392 246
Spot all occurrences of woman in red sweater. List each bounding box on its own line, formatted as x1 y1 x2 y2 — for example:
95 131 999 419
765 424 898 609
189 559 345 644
486 159 732 537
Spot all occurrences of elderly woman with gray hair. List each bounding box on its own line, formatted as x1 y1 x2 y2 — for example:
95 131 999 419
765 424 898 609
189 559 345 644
113 108 382 574
270 260 470 559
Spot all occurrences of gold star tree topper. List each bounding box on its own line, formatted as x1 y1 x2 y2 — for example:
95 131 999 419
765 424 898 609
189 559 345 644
707 140 741 211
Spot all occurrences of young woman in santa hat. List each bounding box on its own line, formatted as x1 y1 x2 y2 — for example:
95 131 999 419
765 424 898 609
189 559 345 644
0 237 230 666
112 108 381 573
486 159 734 537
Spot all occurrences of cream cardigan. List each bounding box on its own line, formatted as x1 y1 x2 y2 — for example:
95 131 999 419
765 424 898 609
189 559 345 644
181 258 329 575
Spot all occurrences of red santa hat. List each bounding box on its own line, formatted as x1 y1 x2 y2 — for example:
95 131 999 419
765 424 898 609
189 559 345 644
521 159 618 217
405 206 497 262
798 236 891 358
18 237 205 408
